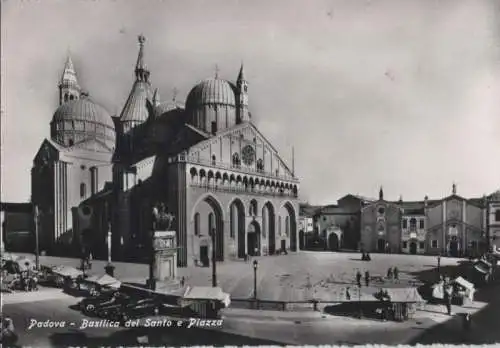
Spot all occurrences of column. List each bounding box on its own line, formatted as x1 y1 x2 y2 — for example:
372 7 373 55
442 201 447 254
0 210 5 254
462 200 467 254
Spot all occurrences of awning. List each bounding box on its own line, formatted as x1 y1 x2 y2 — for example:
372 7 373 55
83 274 121 287
452 276 475 291
182 286 231 307
51 265 83 278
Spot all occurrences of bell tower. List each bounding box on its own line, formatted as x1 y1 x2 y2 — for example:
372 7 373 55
236 63 249 123
58 55 81 105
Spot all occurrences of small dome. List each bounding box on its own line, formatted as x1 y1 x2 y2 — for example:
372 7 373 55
155 101 184 116
186 78 236 108
52 97 115 130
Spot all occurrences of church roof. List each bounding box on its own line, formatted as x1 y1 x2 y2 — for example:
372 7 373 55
119 35 154 124
119 80 154 123
52 97 115 130
186 78 236 108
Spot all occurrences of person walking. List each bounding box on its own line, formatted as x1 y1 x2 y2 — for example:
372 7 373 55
356 270 362 288
364 271 370 287
393 267 399 281
387 267 393 280
444 282 453 315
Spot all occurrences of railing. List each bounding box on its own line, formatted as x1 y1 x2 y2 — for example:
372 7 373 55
173 154 299 183
190 182 298 199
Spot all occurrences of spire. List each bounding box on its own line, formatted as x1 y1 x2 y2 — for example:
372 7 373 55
379 186 384 200
214 64 219 79
60 55 79 88
237 62 246 81
152 88 160 107
292 146 295 177
59 54 81 105
135 34 150 82
452 182 457 195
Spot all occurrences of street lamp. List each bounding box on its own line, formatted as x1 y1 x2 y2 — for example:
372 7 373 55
253 259 258 300
33 205 40 271
211 228 217 287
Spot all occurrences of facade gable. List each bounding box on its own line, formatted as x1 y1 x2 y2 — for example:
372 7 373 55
33 139 61 167
186 122 296 180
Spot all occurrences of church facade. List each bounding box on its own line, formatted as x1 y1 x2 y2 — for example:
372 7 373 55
359 185 499 257
31 36 300 266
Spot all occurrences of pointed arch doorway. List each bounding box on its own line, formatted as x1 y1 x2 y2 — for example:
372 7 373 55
247 221 261 256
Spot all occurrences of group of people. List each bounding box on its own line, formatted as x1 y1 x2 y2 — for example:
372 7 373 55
355 270 371 287
387 267 399 281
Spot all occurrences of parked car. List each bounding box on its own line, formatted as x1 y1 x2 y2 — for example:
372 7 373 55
78 290 119 313
90 293 131 316
100 297 159 320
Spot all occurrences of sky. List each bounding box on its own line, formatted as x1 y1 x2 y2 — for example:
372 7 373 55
1 0 500 205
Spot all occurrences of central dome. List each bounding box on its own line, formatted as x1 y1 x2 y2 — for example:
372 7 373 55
186 78 236 108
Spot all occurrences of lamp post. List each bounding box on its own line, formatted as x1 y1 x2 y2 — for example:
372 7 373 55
253 259 258 300
33 205 40 271
211 228 217 287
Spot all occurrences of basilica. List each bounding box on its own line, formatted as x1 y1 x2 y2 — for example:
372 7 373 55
31 36 300 267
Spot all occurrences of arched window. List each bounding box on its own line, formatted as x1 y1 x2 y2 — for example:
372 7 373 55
69 95 75 100
68 139 74 146
194 213 200 236
495 210 500 222
80 183 86 198
208 213 214 234
410 218 417 230
64 94 69 102
212 155 216 166
232 153 240 167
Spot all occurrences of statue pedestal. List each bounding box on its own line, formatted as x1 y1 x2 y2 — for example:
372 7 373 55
152 231 178 282
105 263 115 277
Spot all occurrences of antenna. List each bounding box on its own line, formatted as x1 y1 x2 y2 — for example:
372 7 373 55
292 146 295 177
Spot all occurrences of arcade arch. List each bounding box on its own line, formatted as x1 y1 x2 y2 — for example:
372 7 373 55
191 194 224 261
229 198 246 259
262 201 276 254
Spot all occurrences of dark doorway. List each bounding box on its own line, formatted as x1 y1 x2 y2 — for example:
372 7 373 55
200 245 209 267
264 203 276 255
281 239 286 252
231 200 246 259
409 241 417 255
449 238 459 257
299 230 305 250
247 221 261 256
328 233 340 251
377 239 386 253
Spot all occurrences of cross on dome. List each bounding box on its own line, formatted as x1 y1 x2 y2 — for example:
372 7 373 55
138 34 146 45
172 87 178 102
215 64 219 79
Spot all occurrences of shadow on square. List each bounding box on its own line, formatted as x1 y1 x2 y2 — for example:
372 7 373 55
48 326 286 347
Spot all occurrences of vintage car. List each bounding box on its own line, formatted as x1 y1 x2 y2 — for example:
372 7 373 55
90 293 132 316
78 290 120 313
102 298 161 322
